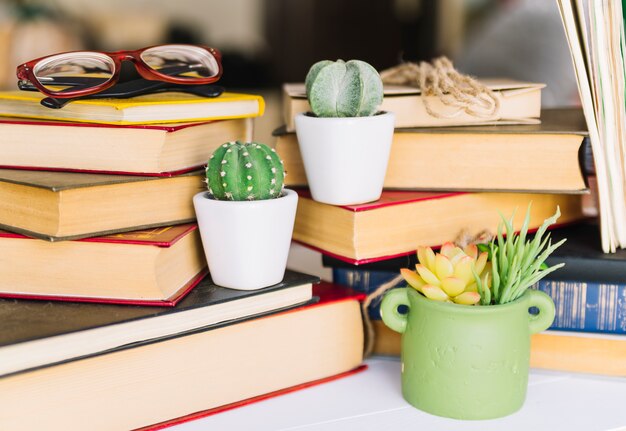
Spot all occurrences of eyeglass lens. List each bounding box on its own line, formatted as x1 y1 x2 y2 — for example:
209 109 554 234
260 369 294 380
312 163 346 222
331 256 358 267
140 45 219 79
33 52 115 93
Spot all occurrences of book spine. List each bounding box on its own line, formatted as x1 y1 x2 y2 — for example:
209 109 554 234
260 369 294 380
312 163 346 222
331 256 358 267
331 268 626 334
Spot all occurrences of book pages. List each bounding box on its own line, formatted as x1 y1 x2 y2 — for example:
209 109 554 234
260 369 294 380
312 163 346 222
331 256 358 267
557 0 626 252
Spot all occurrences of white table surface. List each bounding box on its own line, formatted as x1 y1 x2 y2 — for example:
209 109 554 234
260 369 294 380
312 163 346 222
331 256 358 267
168 356 626 431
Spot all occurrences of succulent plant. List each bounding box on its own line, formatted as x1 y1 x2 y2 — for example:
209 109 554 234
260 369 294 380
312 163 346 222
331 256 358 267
205 141 285 201
473 205 565 305
400 243 489 305
305 59 383 117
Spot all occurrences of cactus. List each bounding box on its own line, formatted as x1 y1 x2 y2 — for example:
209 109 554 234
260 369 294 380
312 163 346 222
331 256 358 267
305 59 383 118
400 243 489 305
205 141 285 201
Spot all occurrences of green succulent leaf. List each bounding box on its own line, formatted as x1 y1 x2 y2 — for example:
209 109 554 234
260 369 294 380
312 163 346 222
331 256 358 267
479 204 565 305
305 59 383 118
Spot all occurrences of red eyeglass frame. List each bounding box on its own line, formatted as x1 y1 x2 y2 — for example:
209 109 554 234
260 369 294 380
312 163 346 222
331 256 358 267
16 44 223 98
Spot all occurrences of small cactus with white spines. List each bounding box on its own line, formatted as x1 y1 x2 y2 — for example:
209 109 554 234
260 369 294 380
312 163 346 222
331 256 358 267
205 141 285 201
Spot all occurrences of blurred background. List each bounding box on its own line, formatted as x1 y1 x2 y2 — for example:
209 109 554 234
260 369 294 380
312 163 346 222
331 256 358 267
0 0 579 98
0 0 582 278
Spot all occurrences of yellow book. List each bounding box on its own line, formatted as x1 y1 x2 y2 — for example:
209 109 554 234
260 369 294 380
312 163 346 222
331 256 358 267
373 322 626 377
0 90 265 125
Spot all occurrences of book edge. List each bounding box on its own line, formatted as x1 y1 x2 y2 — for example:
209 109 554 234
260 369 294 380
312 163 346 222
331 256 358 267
0 269 208 306
136 365 368 431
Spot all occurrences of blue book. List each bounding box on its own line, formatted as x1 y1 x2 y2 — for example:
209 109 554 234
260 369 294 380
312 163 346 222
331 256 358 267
331 268 626 335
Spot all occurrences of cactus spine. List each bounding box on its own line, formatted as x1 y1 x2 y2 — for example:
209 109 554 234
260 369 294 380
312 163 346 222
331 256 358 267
305 59 383 118
205 141 285 201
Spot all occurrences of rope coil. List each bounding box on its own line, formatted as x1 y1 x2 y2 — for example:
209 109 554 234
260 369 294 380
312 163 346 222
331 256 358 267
379 57 500 119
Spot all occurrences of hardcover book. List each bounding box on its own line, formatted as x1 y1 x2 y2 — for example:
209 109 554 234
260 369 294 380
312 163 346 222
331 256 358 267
323 221 623 280
293 189 585 264
0 270 318 377
0 224 207 305
331 267 626 335
0 90 265 125
0 117 251 175
276 108 589 193
0 282 365 431
282 79 543 132
370 320 626 377
0 168 205 240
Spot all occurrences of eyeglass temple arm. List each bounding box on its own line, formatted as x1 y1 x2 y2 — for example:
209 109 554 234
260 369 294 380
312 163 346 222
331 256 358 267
41 82 225 109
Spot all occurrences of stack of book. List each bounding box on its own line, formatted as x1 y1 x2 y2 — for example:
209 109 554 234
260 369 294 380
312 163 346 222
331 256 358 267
0 90 365 430
276 80 624 376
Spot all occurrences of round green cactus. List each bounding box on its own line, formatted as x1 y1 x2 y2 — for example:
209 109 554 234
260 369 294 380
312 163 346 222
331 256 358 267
305 59 383 118
205 141 285 201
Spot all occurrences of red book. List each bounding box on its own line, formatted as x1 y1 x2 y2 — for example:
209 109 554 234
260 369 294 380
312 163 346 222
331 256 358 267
293 189 586 264
0 117 251 175
0 224 207 305
0 282 363 431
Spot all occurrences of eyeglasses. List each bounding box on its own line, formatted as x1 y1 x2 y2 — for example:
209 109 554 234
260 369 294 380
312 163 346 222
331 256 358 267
16 44 223 98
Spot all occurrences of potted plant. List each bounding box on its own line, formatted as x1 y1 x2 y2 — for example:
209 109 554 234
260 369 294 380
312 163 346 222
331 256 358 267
380 206 564 420
294 59 395 205
192 141 297 290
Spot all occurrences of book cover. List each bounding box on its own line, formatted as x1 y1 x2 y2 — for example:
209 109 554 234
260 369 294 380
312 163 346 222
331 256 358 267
0 223 197 247
0 270 320 377
0 90 265 125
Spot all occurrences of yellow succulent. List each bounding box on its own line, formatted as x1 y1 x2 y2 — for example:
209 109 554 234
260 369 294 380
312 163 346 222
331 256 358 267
400 242 490 305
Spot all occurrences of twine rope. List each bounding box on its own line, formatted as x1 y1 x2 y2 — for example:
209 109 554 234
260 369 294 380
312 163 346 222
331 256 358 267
379 57 500 119
361 229 494 357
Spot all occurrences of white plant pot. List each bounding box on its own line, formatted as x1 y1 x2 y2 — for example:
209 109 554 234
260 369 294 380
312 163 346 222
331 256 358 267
193 189 298 290
294 111 395 205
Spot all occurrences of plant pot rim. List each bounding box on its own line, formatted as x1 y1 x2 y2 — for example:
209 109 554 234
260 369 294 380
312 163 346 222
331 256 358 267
194 188 297 206
296 111 393 122
407 287 532 315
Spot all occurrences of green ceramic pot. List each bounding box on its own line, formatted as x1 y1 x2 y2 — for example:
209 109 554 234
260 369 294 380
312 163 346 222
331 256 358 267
380 287 555 420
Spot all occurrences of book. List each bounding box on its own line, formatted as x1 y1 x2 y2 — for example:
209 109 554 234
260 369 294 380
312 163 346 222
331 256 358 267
0 270 318 377
557 0 626 252
543 222 626 284
0 90 265 125
0 224 208 305
331 267 626 335
323 221 624 281
0 282 364 431
371 322 626 377
282 79 544 132
530 331 626 376
140 366 367 431
0 117 251 175
0 168 205 241
293 189 585 264
276 108 590 193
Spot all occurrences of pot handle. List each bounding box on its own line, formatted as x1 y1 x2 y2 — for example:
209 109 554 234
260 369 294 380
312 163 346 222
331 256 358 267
380 288 410 334
528 290 556 334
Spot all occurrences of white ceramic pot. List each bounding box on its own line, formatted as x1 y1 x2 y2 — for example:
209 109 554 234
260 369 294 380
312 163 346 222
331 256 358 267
294 111 395 205
193 189 298 290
